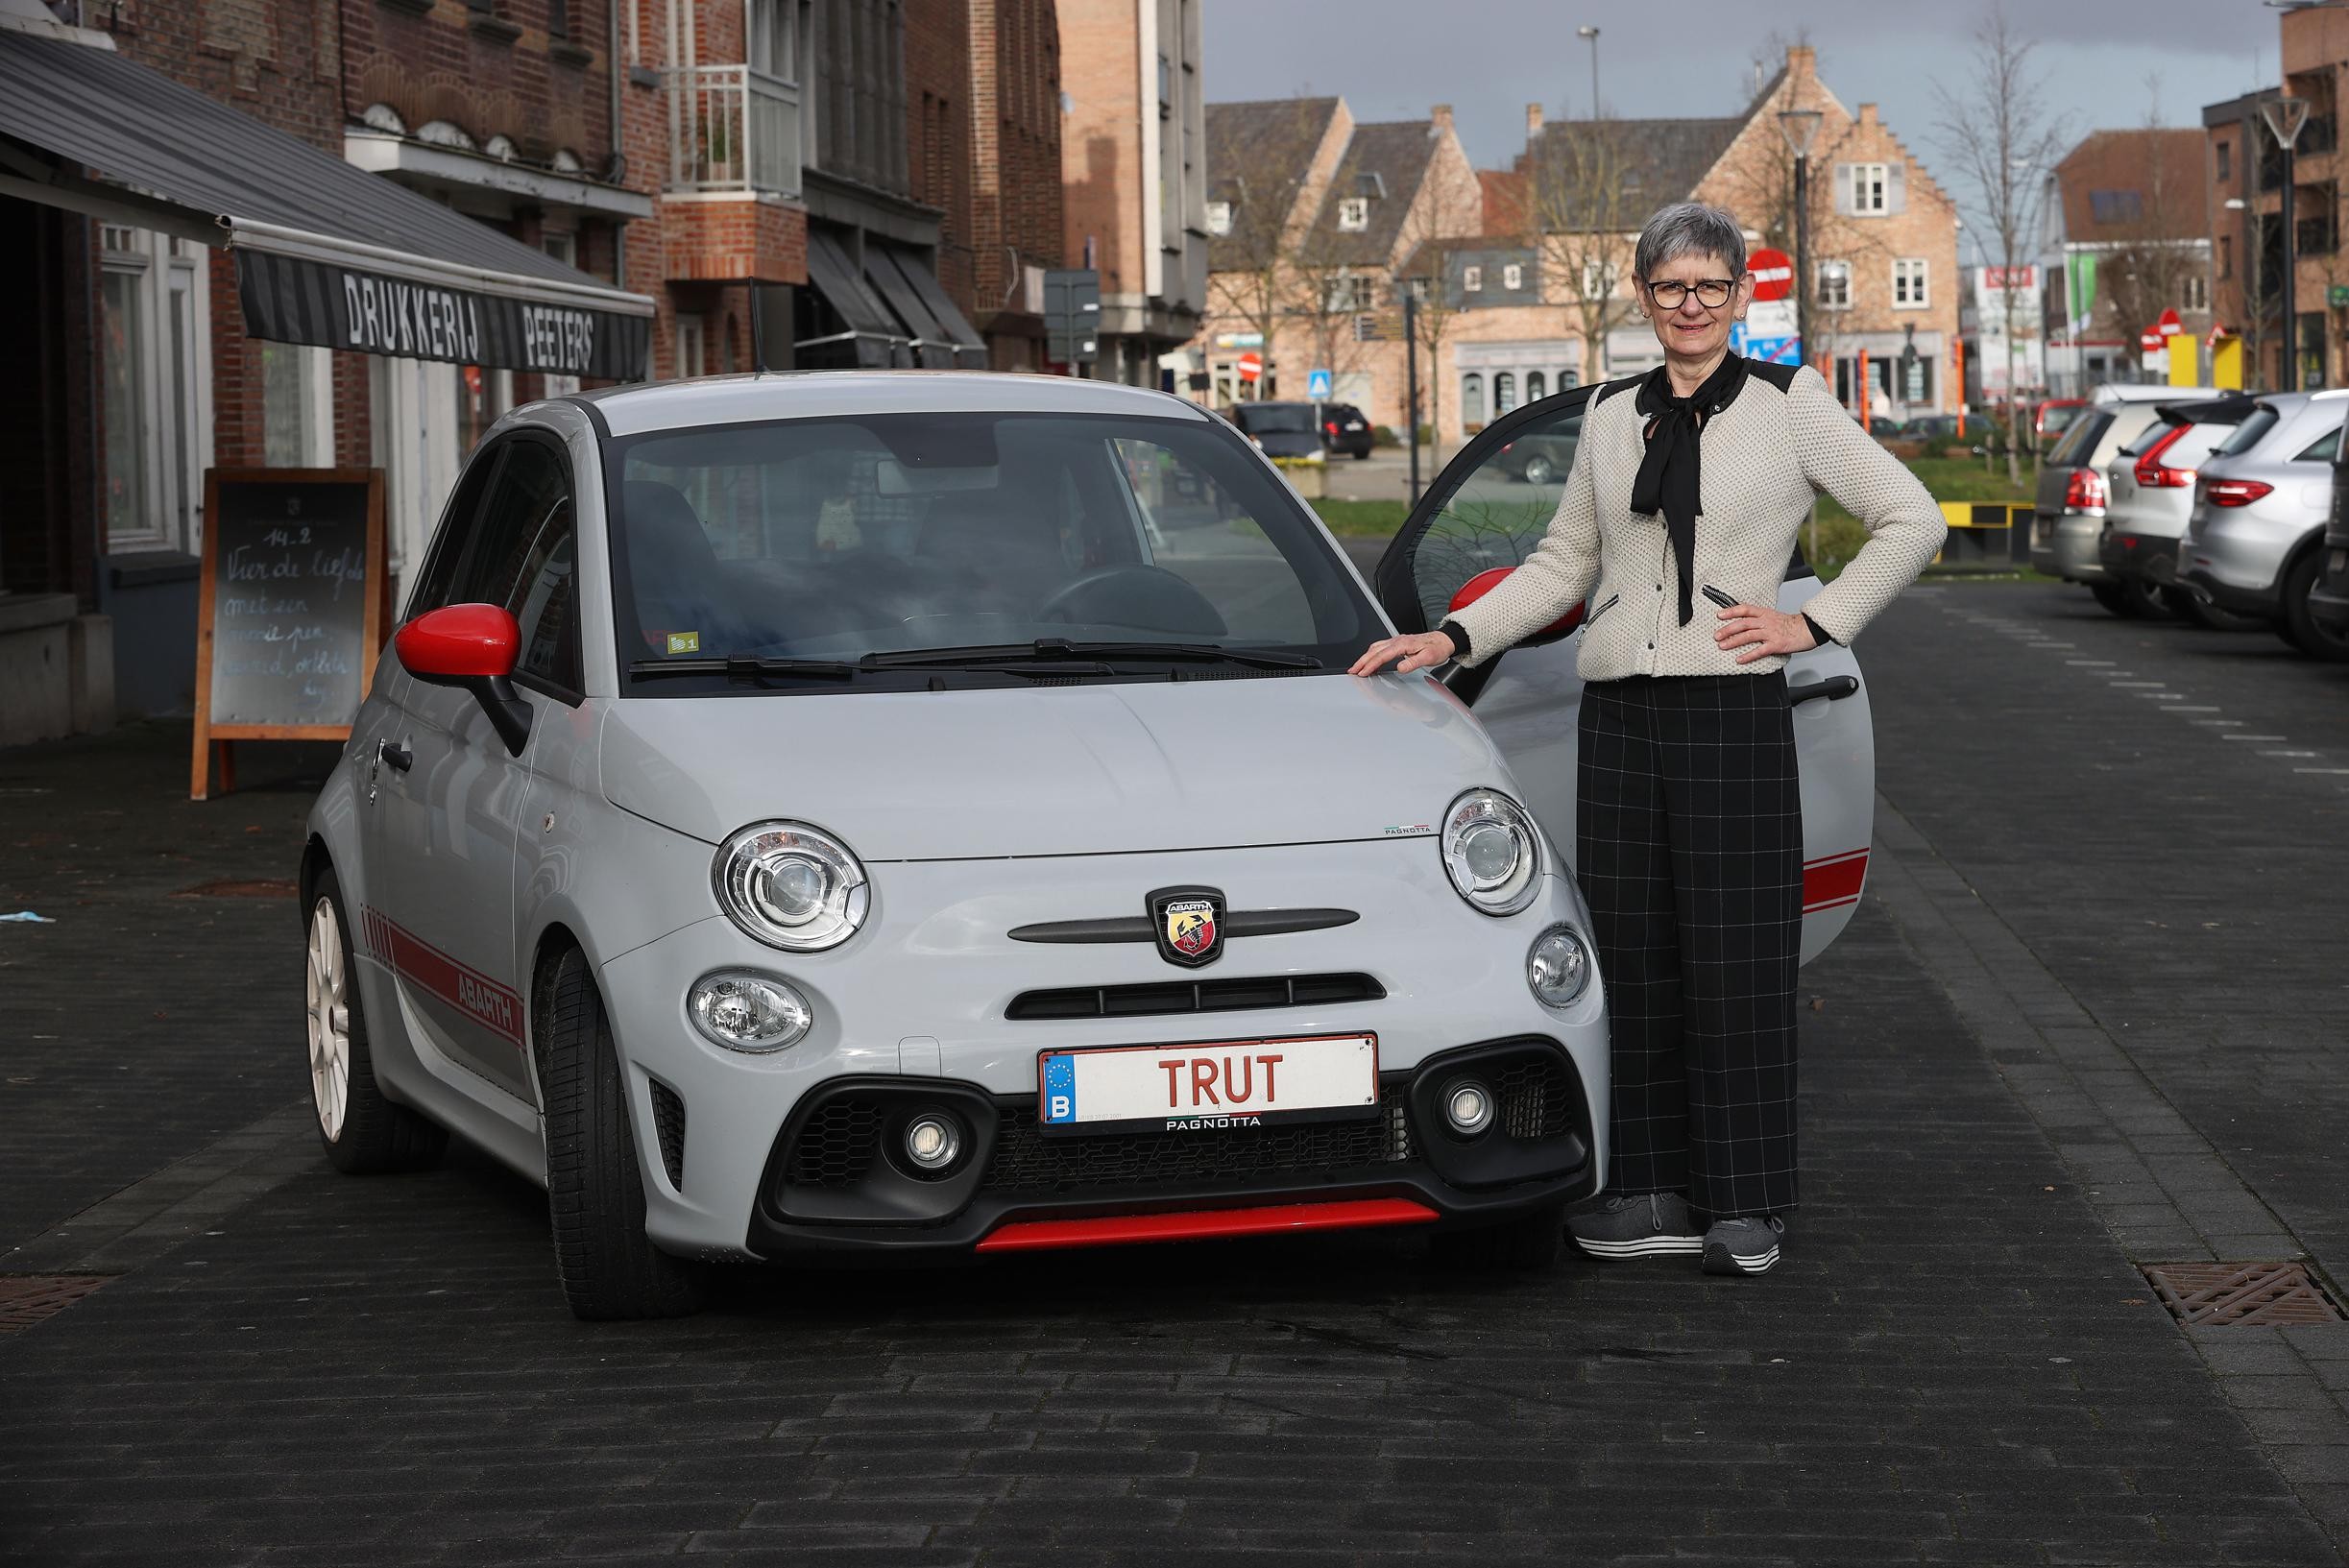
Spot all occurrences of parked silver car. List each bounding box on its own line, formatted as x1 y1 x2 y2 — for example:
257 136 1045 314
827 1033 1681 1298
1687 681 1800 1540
2095 395 2260 626
2178 390 2349 660
298 373 1877 1318
2032 383 2216 603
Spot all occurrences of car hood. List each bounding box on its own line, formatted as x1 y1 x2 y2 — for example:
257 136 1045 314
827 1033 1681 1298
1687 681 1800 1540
599 672 1513 859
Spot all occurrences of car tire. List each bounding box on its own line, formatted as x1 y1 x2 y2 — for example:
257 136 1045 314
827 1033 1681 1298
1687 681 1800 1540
1520 454 1557 487
542 946 707 1320
2280 550 2349 661
305 867 448 1175
2089 580 2135 616
2105 576 2176 620
1428 1198 1567 1271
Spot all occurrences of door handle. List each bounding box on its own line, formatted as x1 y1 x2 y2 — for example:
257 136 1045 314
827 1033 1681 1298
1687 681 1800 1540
376 738 414 773
1788 674 1859 707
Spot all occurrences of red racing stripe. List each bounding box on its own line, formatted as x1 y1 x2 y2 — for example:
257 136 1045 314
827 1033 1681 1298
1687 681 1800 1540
358 905 525 1047
1802 849 1869 914
976 1197 1440 1253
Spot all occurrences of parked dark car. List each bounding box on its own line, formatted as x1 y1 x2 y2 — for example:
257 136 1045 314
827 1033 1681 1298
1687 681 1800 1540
1492 426 1581 487
1319 401 1374 459
1900 414 1964 440
1228 400 1327 461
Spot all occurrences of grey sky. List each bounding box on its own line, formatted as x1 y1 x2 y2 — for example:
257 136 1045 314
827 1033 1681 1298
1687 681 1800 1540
1202 0 2272 257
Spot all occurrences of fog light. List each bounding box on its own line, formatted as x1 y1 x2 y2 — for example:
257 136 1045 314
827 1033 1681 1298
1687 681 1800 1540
1527 925 1592 1007
687 972 812 1053
903 1112 962 1171
1443 1078 1494 1137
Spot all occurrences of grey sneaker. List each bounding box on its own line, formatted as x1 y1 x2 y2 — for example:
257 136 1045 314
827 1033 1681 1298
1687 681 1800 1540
1701 1216 1785 1276
1567 1191 1702 1258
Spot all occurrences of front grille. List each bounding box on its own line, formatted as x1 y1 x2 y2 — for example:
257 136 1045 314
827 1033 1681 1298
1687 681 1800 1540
787 1097 885 1190
648 1079 687 1190
979 1085 1412 1195
1494 1056 1574 1141
1005 972 1385 1022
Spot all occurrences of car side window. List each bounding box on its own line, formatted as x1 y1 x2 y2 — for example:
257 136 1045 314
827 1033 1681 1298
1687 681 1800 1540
1396 398 1586 631
406 447 507 616
453 439 583 695
2294 427 2341 463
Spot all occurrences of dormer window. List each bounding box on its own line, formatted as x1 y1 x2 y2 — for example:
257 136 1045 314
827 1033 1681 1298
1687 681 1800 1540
1338 197 1368 231
1463 265 1483 292
1503 263 1523 290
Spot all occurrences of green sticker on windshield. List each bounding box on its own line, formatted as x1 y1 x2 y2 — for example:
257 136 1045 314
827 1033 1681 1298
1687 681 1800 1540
666 632 701 655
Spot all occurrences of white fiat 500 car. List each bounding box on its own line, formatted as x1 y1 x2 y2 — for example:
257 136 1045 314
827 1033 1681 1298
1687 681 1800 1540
300 374 1876 1318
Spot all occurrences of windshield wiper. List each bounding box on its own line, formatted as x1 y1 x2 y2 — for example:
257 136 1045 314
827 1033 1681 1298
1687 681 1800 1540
859 639 1321 671
628 656 857 684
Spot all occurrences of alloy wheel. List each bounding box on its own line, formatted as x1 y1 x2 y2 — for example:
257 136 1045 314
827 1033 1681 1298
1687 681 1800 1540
306 895 351 1139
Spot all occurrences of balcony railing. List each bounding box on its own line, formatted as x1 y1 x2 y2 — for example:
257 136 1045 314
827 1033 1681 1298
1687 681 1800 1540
666 64 802 199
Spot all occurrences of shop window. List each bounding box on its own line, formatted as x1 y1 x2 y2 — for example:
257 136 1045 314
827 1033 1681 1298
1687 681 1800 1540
1494 372 1517 415
1462 373 1485 426
262 344 333 469
99 227 209 555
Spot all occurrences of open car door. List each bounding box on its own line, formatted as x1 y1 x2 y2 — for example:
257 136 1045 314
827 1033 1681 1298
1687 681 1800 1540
1370 386 1875 963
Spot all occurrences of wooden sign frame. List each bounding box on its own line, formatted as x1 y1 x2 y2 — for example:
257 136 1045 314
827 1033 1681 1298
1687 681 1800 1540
191 467 392 800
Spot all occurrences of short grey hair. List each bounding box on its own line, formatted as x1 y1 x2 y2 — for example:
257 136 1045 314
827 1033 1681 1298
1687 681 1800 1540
1634 202 1748 283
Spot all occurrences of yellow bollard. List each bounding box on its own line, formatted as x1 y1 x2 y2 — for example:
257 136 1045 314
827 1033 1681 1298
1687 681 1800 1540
2211 334 2243 391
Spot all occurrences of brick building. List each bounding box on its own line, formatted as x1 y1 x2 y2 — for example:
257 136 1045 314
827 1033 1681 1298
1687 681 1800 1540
2039 128 2213 397
1059 0 1205 386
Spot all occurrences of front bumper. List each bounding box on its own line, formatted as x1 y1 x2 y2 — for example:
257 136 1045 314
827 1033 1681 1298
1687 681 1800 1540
745 1038 1596 1259
2031 513 2105 581
593 839 1610 1260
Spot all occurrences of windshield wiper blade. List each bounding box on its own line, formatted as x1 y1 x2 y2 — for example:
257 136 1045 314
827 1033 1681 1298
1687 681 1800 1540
859 639 1320 671
628 656 858 683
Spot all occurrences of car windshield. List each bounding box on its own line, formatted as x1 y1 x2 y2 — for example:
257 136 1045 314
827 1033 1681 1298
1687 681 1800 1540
608 410 1377 692
1237 404 1316 433
2046 411 2112 468
2040 404 2086 436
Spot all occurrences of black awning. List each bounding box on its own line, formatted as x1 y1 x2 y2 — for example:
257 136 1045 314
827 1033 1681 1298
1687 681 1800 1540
0 28 652 377
860 248 956 369
801 229 906 367
878 245 988 369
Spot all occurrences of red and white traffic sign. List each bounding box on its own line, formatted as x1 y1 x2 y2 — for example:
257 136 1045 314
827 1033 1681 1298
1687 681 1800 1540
1748 248 1794 302
2155 307 2183 337
1237 350 1263 383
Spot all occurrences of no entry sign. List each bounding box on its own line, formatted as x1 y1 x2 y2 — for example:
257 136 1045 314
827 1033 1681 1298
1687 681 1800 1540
1237 350 1263 383
1748 248 1794 302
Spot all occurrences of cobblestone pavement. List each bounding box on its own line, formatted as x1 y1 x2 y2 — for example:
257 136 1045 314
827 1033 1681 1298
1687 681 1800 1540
2 591 2346 1566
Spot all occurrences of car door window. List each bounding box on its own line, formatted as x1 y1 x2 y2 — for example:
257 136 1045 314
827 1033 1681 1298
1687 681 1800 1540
405 446 508 616
2295 427 2341 463
453 439 582 694
1377 393 1589 633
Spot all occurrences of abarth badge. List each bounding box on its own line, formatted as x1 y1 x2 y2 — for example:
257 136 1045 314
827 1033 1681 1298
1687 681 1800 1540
1149 885 1225 968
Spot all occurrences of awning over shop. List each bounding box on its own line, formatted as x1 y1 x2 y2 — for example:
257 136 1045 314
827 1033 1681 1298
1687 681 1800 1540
801 227 986 371
0 27 652 379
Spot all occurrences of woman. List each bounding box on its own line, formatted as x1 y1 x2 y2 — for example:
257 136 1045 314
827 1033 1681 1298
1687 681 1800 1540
1350 202 1944 1277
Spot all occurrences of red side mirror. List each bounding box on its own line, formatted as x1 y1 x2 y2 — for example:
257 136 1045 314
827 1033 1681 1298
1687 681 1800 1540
1447 567 1585 645
392 604 532 756
396 604 521 683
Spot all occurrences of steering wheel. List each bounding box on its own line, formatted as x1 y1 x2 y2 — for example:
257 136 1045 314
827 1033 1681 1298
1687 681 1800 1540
1033 565 1229 637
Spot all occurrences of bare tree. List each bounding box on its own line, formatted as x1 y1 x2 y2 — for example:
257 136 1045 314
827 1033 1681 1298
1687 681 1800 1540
1204 98 1335 401
1932 5 2071 483
1525 120 1644 386
1386 156 1487 467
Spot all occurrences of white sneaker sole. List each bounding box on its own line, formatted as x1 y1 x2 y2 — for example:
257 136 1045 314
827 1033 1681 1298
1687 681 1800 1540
1702 1242 1780 1275
1574 1235 1705 1258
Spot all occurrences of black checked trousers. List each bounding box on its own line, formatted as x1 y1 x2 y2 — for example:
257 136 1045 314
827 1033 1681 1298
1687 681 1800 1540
1577 670 1804 1219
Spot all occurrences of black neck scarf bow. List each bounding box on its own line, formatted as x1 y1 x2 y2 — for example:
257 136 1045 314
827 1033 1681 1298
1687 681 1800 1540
1629 353 1750 627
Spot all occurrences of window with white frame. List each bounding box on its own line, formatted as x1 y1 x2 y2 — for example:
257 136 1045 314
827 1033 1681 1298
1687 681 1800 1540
1502 262 1523 291
1461 372 1485 425
1493 371 1517 415
747 0 799 82
1848 162 1888 213
1817 258 1852 309
99 226 211 555
1580 258 1620 300
1893 257 1928 306
2185 273 2210 311
1337 197 1368 232
1463 264 1483 292
261 343 335 468
676 316 708 379
1205 200 1231 235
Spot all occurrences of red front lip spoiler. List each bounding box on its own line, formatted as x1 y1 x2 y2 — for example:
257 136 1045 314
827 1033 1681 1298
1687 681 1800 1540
974 1197 1440 1254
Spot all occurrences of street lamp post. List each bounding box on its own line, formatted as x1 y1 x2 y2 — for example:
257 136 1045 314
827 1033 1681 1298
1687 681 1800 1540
1399 276 1426 505
2263 95 2312 388
1577 26 1600 119
1776 108 1823 371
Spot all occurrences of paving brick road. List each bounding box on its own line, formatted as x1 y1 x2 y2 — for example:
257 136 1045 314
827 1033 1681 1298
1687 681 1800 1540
3 589 2347 1566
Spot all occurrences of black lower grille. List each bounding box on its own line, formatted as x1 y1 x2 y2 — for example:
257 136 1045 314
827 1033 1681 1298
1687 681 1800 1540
648 1079 687 1190
787 1097 885 1189
1006 972 1385 1022
979 1085 1412 1195
1495 1056 1574 1141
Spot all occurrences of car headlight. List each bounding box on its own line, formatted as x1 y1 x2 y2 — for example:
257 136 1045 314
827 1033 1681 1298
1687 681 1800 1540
1441 788 1540 916
1527 925 1591 1007
712 820 869 952
687 971 813 1052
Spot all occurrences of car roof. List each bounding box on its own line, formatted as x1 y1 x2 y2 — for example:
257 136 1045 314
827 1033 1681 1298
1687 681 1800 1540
571 371 1214 439
2093 383 2218 404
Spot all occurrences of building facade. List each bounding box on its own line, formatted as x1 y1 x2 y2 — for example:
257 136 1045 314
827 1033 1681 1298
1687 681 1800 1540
2038 128 2213 398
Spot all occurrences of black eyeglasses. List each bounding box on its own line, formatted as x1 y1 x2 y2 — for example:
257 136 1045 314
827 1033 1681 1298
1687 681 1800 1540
1646 278 1736 309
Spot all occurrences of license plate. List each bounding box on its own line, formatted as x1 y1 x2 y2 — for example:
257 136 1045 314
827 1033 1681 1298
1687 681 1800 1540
1037 1033 1378 1135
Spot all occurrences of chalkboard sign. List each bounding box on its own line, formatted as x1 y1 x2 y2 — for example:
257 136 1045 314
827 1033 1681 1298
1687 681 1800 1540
191 469 389 800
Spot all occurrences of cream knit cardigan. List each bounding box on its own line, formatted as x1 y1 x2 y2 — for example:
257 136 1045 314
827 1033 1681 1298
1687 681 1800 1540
1446 362 1947 679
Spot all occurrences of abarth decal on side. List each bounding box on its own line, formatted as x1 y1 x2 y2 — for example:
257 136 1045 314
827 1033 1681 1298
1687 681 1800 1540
357 905 526 1047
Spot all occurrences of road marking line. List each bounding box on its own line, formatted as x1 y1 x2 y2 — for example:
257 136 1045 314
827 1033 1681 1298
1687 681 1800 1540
2111 681 2169 688
2163 705 2220 712
2294 767 2349 775
2193 719 2245 727
2066 660 2118 666
2261 751 2319 758
2222 735 2288 741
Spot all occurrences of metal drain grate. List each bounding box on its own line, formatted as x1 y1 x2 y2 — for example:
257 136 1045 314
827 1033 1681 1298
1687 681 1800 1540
0 1274 110 1332
173 879 298 899
2143 1262 2346 1326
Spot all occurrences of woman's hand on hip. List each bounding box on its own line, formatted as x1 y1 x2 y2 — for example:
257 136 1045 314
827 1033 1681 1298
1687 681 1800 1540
1349 630 1457 677
1714 602 1818 663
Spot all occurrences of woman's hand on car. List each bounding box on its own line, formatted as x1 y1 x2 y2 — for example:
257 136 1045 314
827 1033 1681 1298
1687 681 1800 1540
1714 602 1818 663
1349 630 1457 677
